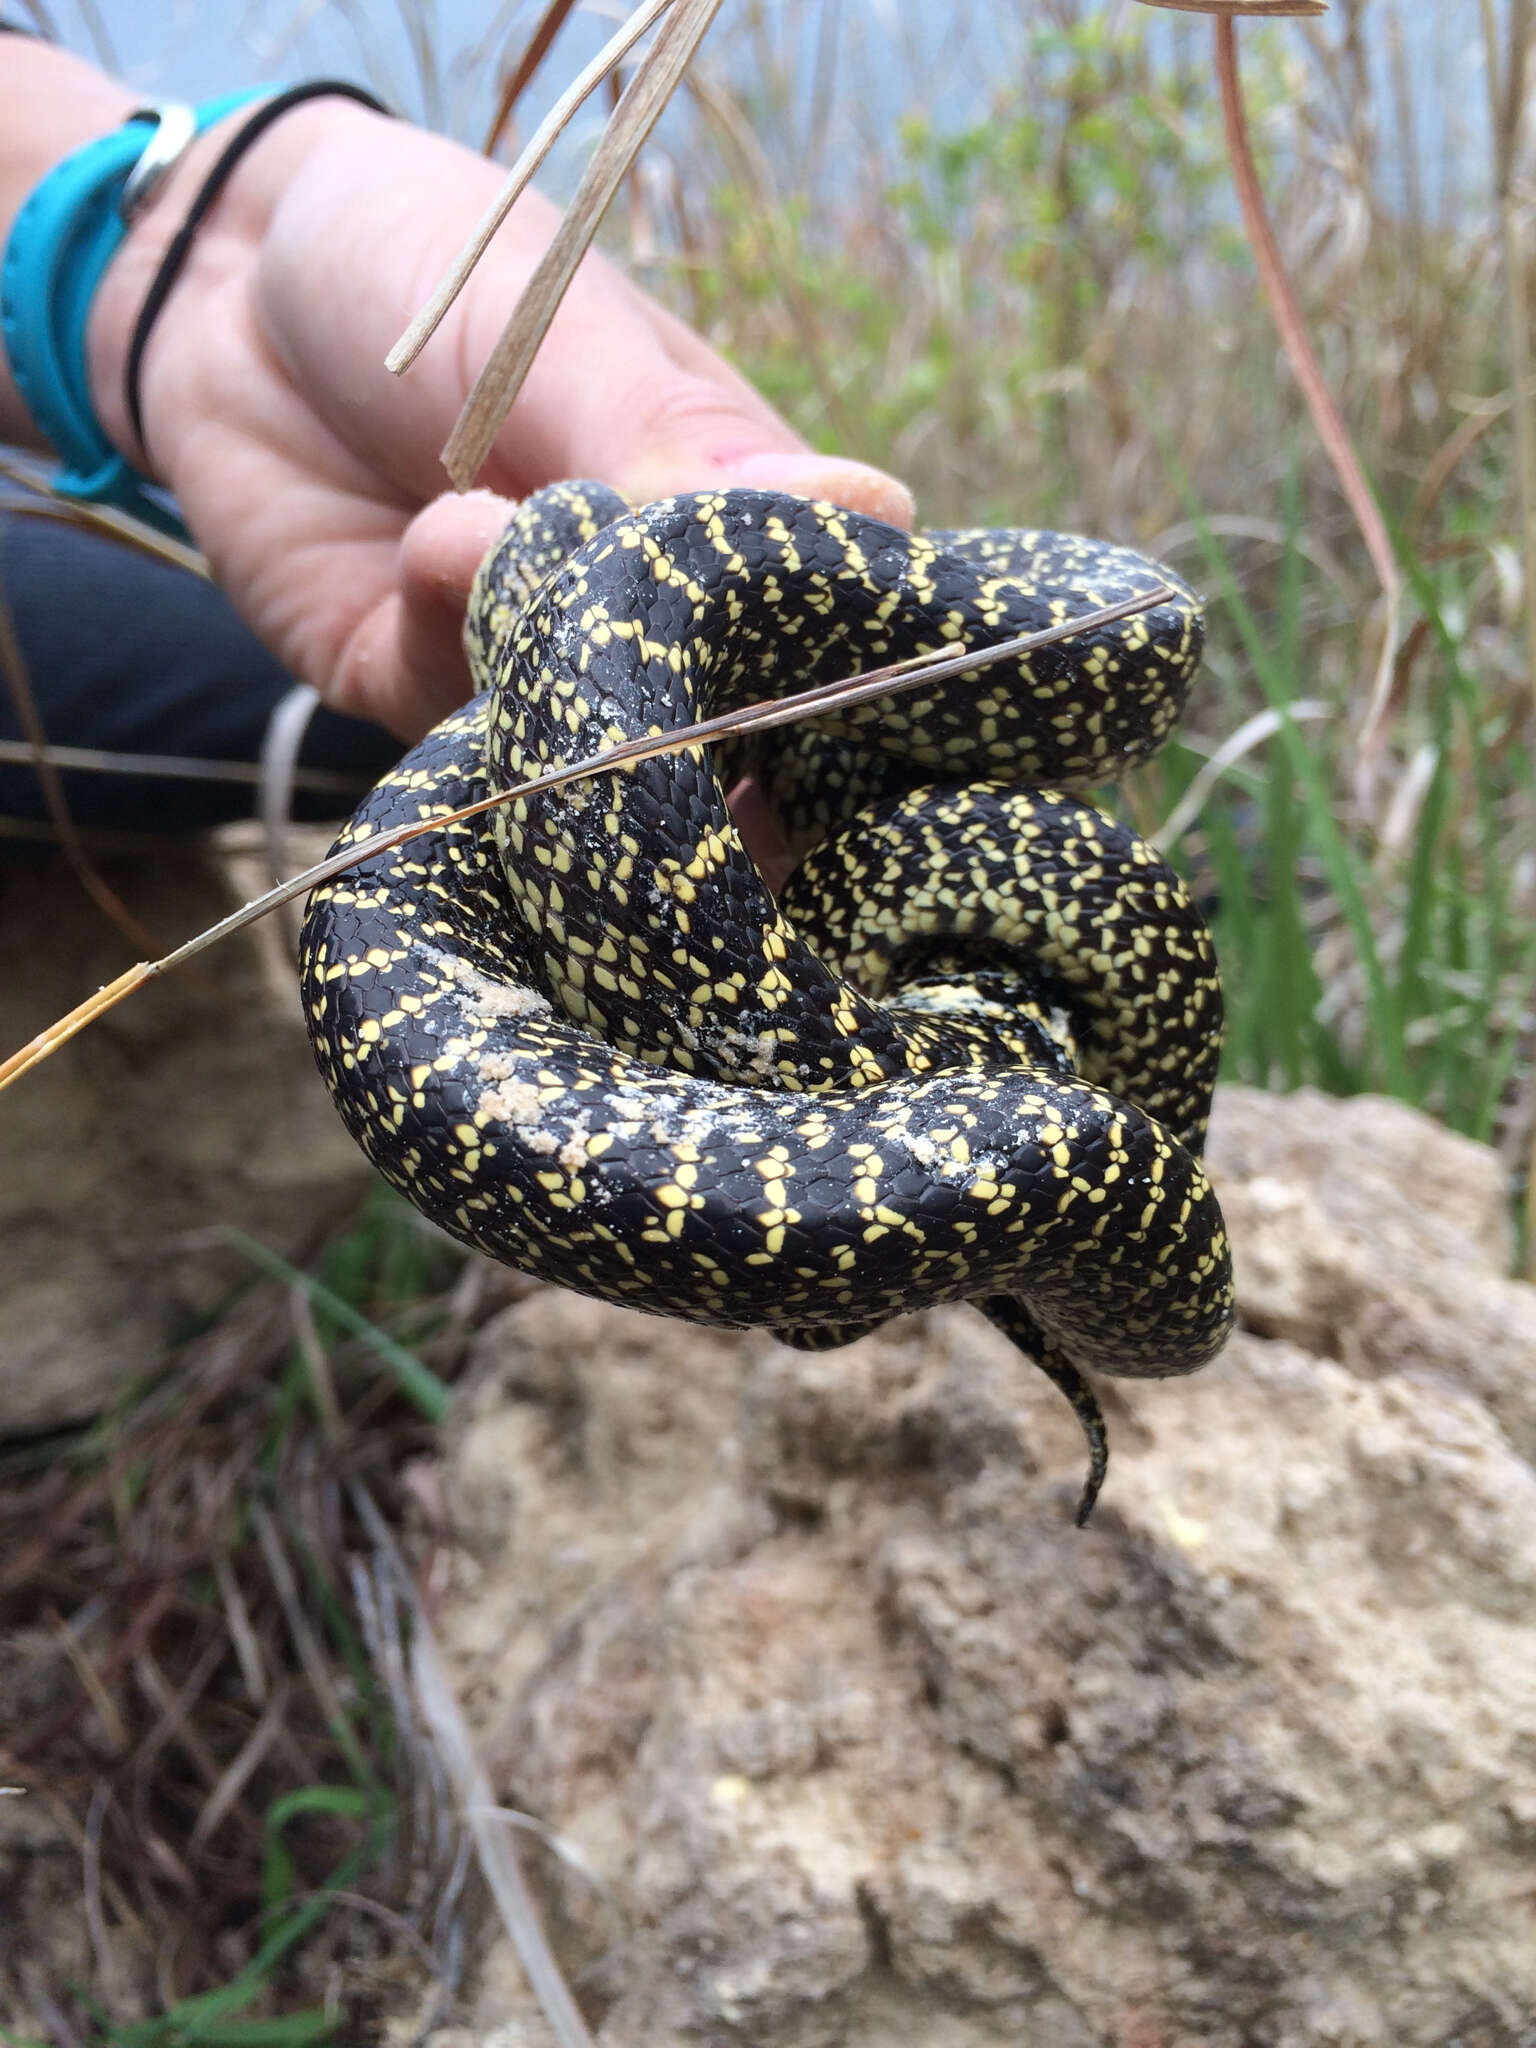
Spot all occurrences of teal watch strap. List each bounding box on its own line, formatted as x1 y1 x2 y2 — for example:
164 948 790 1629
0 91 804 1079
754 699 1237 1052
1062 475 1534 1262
0 87 268 537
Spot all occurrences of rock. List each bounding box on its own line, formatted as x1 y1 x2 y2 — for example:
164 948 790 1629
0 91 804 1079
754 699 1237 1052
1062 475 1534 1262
433 1088 1536 2046
1206 1087 1536 1457
0 843 372 1432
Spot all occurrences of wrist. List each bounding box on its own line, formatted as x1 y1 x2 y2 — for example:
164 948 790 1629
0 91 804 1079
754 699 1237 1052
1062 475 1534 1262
0 41 139 445
86 93 386 491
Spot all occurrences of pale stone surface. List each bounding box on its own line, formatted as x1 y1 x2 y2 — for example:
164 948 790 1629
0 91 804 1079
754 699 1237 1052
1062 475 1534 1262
1207 1087 1536 1457
0 847 372 1431
433 1088 1536 2047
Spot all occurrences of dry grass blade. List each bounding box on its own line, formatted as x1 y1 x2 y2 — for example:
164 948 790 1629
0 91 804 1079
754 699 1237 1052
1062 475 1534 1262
0 584 1172 1095
213 1550 270 1706
440 0 725 487
413 1625 594 2047
0 454 209 577
252 1504 369 1784
483 0 583 156
0 735 366 792
349 1486 597 2048
50 1614 128 1754
10 1586 179 1766
1152 699 1330 850
388 0 681 377
82 1779 120 1995
188 1679 292 1853
1407 389 1523 542
132 1640 234 1806
0 962 155 1092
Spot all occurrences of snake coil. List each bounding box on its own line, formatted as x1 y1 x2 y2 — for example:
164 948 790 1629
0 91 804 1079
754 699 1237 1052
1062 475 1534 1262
301 485 1233 1521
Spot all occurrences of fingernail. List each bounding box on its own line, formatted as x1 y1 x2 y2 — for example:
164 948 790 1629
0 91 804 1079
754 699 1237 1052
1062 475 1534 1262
731 452 915 529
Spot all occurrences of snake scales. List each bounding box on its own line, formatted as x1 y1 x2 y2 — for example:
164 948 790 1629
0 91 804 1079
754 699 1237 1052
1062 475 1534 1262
300 484 1233 1521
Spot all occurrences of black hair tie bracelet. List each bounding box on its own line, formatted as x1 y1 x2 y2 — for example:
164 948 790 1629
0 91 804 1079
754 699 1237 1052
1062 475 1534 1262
123 79 390 459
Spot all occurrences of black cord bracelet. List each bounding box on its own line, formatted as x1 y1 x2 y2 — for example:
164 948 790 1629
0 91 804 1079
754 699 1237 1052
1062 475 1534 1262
123 79 390 458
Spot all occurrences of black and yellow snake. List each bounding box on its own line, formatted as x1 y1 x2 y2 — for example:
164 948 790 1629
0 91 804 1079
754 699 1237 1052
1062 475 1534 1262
300 485 1233 1520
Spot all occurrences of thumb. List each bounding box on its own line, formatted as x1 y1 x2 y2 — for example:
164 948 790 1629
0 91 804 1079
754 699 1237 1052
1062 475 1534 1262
617 444 915 532
329 490 517 741
485 285 916 532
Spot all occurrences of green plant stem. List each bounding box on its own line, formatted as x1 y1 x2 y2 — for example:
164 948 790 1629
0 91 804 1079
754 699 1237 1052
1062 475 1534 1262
217 1228 451 1425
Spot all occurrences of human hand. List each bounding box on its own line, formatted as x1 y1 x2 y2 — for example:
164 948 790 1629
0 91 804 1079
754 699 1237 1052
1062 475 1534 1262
86 95 914 741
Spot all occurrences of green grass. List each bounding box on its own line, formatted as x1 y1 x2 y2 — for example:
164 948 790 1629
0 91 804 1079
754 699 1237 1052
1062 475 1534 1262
1128 505 1536 1160
220 1220 453 1426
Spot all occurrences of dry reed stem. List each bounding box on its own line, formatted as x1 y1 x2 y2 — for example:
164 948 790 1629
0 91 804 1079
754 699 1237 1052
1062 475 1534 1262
1209 16 1402 786
388 0 681 378
484 0 583 156
440 0 725 487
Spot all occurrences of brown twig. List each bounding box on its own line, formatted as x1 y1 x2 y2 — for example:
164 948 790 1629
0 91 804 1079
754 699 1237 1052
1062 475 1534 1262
1138 2 1326 13
1478 0 1536 727
1476 0 1536 1277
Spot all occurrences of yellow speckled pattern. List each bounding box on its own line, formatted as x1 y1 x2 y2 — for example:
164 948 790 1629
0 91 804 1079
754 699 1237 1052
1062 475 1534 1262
300 486 1233 1521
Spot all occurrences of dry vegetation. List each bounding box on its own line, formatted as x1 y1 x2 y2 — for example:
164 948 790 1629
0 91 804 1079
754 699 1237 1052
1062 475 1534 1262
4 2 1536 2041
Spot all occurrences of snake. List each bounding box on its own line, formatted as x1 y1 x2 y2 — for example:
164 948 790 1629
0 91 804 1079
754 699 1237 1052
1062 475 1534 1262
299 484 1233 1522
